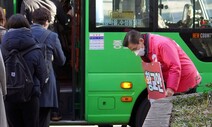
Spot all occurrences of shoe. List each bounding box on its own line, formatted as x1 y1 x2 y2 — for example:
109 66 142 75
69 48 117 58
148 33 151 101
51 112 62 121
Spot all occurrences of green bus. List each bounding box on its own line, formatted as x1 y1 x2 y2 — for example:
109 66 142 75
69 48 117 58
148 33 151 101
1 0 212 126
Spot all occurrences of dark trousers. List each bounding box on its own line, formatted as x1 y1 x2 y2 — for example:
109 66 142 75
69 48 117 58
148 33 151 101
174 87 197 96
185 87 197 94
39 107 51 127
5 96 39 127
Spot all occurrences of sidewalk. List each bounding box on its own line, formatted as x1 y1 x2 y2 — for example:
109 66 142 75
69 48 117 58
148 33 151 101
50 125 124 127
50 126 98 127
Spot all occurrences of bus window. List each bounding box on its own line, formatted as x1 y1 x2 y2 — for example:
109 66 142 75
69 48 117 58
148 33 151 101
189 33 212 61
158 0 193 28
158 0 212 29
193 0 212 28
180 0 212 61
95 0 149 28
179 32 212 62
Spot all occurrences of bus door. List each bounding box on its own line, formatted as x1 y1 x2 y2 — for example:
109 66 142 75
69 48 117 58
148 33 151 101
51 0 85 122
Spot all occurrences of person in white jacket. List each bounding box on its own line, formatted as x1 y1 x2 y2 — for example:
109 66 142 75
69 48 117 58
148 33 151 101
0 49 7 127
0 7 8 127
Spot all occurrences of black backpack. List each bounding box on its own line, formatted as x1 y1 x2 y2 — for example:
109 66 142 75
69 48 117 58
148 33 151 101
4 45 40 103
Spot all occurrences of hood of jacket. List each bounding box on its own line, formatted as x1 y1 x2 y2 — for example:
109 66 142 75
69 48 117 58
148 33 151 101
141 33 151 62
2 27 37 52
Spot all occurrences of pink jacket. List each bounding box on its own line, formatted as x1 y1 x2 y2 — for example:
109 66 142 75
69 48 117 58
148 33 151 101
141 34 201 93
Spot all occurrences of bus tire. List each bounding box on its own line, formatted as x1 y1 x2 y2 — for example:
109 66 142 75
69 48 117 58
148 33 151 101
135 98 150 127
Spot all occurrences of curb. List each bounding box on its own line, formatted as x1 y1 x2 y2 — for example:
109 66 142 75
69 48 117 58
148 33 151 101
143 93 200 127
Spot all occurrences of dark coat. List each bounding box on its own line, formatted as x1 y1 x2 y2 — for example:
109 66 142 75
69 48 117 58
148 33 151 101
31 24 66 108
1 27 48 96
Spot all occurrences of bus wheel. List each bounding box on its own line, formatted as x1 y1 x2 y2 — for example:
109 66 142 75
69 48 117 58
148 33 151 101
135 98 150 127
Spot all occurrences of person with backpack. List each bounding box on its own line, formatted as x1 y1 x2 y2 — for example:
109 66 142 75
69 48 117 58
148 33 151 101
1 14 48 127
31 8 66 127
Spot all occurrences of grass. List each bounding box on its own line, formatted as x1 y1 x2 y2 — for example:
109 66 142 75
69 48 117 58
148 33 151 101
170 84 212 127
52 83 211 127
170 92 211 127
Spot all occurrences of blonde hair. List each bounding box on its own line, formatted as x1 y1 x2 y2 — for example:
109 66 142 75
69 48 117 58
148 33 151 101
0 7 6 26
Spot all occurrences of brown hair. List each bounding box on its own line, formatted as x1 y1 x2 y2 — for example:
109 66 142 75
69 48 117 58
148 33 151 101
0 7 6 26
32 7 51 25
6 14 30 29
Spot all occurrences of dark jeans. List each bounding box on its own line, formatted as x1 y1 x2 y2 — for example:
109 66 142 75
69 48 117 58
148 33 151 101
185 87 197 94
5 95 39 127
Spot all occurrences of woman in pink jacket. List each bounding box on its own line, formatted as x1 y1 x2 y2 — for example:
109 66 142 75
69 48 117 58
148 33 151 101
123 29 202 97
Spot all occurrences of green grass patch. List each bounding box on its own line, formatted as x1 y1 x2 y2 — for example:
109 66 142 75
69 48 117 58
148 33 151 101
170 88 211 127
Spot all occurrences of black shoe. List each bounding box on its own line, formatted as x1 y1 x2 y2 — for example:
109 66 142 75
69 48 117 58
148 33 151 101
51 112 62 121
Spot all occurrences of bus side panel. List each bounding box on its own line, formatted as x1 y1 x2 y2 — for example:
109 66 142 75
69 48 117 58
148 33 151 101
84 32 212 124
84 31 147 123
86 74 146 123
